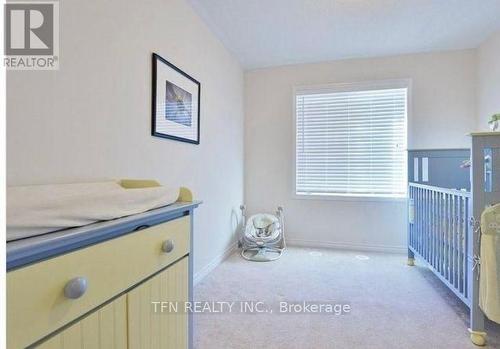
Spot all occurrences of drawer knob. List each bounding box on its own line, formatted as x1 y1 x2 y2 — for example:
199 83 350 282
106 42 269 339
162 239 174 253
64 277 88 299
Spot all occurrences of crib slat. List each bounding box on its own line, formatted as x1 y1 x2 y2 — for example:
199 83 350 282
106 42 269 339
457 195 461 290
462 197 468 295
426 188 430 261
442 193 448 279
409 187 412 247
453 194 458 289
442 193 446 278
442 192 447 276
457 195 462 291
414 187 417 249
454 195 457 289
461 197 467 294
420 187 424 255
437 191 441 271
429 191 435 267
446 195 452 281
425 188 429 261
418 187 422 254
464 196 469 299
437 191 441 274
451 193 455 286
433 190 437 269
458 195 462 290
430 190 434 268
451 194 455 288
458 195 463 292
439 192 444 276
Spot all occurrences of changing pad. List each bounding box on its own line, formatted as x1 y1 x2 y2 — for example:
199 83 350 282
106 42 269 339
7 180 179 241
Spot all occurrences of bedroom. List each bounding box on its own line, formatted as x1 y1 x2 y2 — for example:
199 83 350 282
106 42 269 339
2 0 500 348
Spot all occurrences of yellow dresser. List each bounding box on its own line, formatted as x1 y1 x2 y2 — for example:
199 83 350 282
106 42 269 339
7 202 197 349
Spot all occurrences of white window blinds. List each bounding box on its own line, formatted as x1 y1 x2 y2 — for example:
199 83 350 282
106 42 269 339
295 85 407 197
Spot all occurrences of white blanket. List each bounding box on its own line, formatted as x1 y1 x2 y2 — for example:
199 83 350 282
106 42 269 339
7 181 179 241
480 203 500 324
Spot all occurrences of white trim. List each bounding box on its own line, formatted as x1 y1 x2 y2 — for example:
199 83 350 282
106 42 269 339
291 78 412 201
193 242 237 285
287 238 406 254
292 192 407 203
294 78 412 95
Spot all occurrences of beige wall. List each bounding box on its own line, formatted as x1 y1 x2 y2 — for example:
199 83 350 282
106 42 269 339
244 50 477 251
6 0 244 276
477 31 500 129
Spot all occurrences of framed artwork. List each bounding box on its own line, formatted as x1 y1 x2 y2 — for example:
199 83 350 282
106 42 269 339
152 53 200 144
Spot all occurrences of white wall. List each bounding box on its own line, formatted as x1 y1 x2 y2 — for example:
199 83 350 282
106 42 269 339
477 31 500 129
6 0 244 275
244 50 477 251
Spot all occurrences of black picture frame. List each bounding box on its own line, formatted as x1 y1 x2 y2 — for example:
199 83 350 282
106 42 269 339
152 53 201 144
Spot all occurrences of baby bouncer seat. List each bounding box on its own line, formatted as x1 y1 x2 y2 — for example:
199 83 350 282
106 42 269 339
239 205 286 262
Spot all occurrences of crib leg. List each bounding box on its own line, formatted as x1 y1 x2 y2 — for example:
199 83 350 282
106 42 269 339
469 268 486 346
407 248 415 266
470 330 486 347
469 305 487 346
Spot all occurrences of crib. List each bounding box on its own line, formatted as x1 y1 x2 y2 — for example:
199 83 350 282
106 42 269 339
408 133 500 346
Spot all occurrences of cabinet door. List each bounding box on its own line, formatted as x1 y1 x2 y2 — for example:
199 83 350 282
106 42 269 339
128 256 189 349
36 295 127 349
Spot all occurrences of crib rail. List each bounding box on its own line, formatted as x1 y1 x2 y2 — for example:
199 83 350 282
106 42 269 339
408 183 471 305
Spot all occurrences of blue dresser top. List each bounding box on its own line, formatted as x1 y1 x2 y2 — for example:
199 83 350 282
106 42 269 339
6 201 200 271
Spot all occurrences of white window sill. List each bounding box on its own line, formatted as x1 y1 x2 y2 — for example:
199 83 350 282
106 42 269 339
292 193 408 203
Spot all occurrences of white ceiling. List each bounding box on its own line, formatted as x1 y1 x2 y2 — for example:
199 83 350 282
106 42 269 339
188 0 500 70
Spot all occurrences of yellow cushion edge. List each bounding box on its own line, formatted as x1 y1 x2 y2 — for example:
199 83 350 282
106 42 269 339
178 187 193 202
119 179 161 189
119 179 192 202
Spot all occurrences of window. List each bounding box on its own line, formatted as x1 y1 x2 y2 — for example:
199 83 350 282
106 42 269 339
295 81 408 198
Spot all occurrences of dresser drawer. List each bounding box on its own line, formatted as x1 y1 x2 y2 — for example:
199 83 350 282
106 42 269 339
7 215 190 349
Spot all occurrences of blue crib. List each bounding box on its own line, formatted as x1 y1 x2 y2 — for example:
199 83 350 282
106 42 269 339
408 133 500 346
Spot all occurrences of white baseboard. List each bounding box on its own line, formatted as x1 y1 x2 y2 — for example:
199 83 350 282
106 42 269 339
194 242 238 285
287 238 406 254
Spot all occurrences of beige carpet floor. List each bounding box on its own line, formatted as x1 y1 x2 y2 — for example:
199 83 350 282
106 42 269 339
194 247 500 349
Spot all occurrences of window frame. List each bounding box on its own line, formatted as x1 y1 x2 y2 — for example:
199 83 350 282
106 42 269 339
291 79 411 202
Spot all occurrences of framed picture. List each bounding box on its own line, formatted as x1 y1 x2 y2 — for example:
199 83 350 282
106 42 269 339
152 53 200 144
